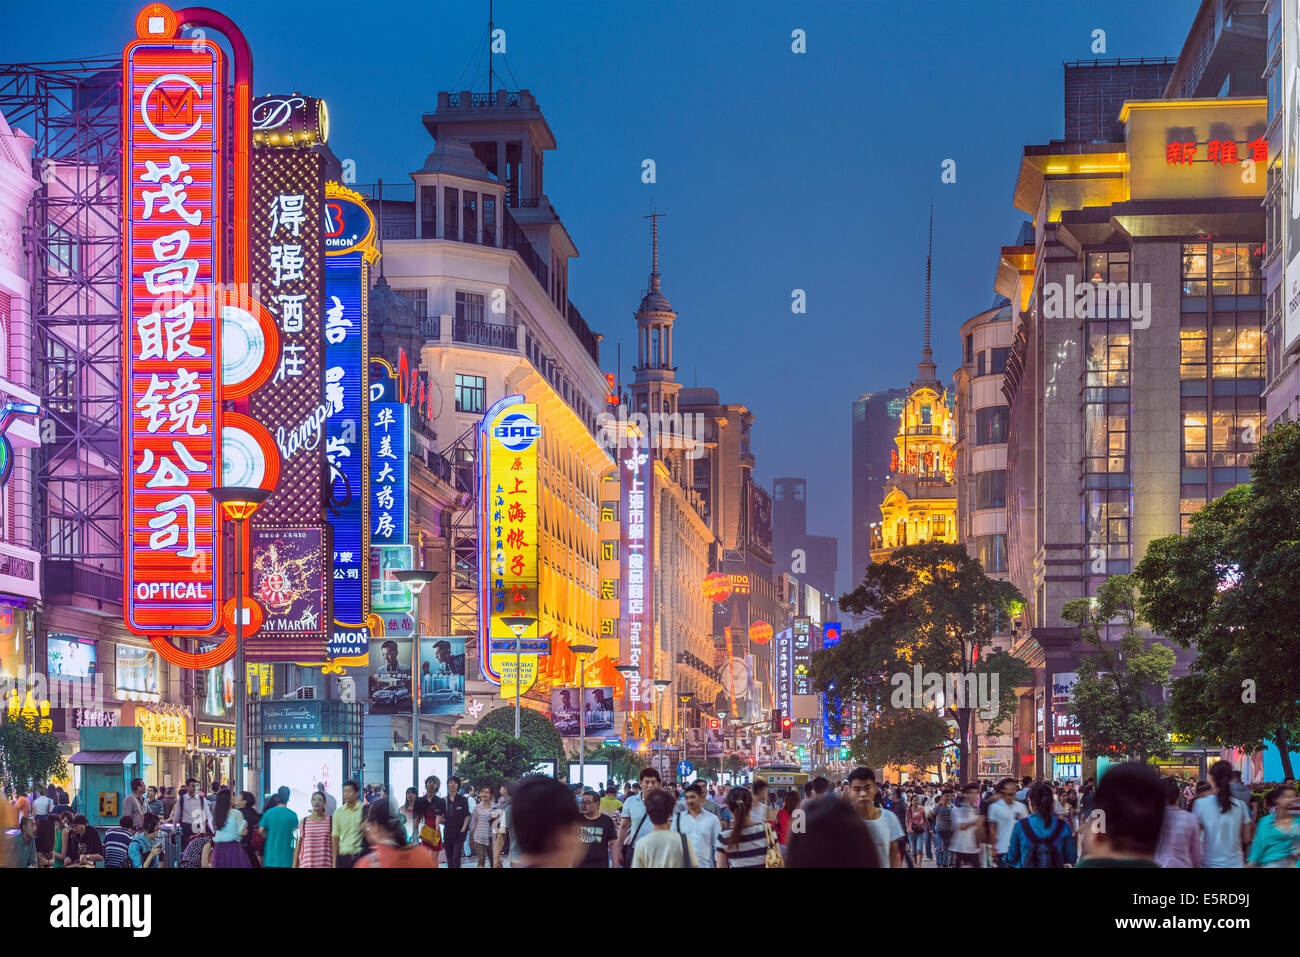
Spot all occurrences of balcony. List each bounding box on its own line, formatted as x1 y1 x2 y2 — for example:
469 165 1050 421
43 559 121 604
453 317 517 350
419 316 440 340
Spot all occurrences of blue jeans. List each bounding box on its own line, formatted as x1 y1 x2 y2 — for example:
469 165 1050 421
924 828 933 859
909 832 924 859
933 831 948 867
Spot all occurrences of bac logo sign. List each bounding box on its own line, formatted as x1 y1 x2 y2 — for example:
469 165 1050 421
493 411 541 452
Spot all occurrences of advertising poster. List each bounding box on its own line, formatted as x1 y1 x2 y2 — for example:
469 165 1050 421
792 617 812 696
550 686 615 736
251 526 326 636
115 644 159 697
265 744 345 821
47 635 96 679
686 727 705 759
368 636 412 714
706 725 725 758
418 636 466 715
619 431 654 712
371 543 414 613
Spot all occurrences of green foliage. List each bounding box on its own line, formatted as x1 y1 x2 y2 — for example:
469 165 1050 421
0 709 69 798
1060 575 1175 762
813 542 1022 781
445 728 537 793
474 706 567 767
849 710 951 771
584 743 643 784
1133 421 1300 779
975 650 1035 736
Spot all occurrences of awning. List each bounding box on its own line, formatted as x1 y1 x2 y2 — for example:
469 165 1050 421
67 750 137 765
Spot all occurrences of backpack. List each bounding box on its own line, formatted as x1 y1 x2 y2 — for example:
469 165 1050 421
1018 818 1064 868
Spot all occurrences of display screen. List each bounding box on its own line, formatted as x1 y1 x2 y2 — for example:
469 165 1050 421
385 753 452 798
567 761 609 791
418 636 466 715
265 744 346 821
115 643 160 696
47 635 96 680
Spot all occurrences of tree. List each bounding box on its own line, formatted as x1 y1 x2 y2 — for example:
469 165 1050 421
0 707 69 798
1061 574 1175 763
474 706 567 772
1134 420 1300 778
444 728 536 793
812 542 1023 783
584 743 642 784
846 710 950 773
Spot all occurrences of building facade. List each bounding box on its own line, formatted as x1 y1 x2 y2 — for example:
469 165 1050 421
850 388 906 595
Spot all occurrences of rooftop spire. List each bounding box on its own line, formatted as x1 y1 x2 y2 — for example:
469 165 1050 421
913 203 940 391
645 207 664 293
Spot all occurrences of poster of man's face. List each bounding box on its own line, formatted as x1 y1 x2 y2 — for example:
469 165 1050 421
418 636 466 715
549 686 614 736
706 726 725 758
367 637 412 714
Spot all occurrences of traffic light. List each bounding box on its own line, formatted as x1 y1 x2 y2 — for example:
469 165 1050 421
797 745 806 759
781 715 792 739
747 755 756 766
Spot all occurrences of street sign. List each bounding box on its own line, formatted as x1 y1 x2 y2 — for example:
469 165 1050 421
677 760 694 777
489 637 552 654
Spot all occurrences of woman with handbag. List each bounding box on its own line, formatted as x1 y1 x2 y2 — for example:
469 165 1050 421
234 791 262 866
715 787 770 868
413 776 446 861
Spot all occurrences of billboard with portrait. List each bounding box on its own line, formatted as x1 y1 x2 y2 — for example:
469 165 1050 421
418 637 466 716
367 636 412 714
550 686 615 736
264 743 346 821
115 644 159 697
47 635 96 680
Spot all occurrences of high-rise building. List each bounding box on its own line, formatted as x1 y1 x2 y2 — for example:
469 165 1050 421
772 477 838 598
999 21 1265 778
849 388 906 593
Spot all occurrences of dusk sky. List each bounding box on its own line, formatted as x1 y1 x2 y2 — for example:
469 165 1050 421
1 0 1196 594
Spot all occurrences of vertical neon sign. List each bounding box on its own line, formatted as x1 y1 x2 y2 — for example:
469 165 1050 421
122 22 224 636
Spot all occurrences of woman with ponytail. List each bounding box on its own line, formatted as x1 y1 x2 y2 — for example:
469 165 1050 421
1194 760 1252 867
715 787 767 867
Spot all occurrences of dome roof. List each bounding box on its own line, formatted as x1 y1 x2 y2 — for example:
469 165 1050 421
414 136 495 183
637 289 674 315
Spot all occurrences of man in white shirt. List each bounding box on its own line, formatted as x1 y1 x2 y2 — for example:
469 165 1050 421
672 782 722 869
617 767 661 867
171 777 212 843
847 767 903 867
948 782 983 867
986 777 1029 867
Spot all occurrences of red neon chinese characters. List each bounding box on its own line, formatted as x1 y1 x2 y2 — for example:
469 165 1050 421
1165 142 1197 165
123 40 225 635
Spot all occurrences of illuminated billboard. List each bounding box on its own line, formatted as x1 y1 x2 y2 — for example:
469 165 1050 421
323 183 375 627
369 401 409 547
122 33 225 636
619 432 654 712
418 637 466 716
477 395 541 691
250 526 327 635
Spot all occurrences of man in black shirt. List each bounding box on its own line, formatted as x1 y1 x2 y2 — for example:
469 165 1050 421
443 776 471 868
578 790 616 867
65 815 104 866
413 776 446 857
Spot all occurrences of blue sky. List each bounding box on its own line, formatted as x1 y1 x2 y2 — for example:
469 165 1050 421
1 0 1197 593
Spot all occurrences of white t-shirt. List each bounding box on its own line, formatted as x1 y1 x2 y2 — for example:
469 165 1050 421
987 799 1029 855
861 810 905 867
948 804 979 853
1194 796 1249 868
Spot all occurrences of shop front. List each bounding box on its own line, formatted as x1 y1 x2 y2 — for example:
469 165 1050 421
249 698 363 814
194 723 236 791
125 703 189 790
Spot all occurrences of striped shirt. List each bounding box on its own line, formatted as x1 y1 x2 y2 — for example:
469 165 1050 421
715 823 767 868
103 827 133 868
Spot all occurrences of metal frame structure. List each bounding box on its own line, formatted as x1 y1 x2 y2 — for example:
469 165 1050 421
0 59 124 591
443 421 479 643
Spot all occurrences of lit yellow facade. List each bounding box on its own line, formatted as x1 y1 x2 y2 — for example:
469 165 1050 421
870 385 958 559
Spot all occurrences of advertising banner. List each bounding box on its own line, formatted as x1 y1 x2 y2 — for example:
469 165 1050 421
122 38 224 636
774 628 792 722
370 544 414 613
259 700 323 737
821 622 841 748
115 644 160 697
266 743 345 820
251 526 327 636
478 395 541 689
792 617 812 696
418 636 466 716
47 635 96 680
368 636 412 714
1050 671 1080 745
619 432 654 712
550 686 615 736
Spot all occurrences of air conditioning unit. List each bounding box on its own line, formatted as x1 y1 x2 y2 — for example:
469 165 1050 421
284 687 315 700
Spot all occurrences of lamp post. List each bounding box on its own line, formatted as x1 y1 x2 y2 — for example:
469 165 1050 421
393 569 438 799
614 663 638 749
653 679 670 776
207 485 272 795
570 643 597 789
677 691 695 777
500 616 537 739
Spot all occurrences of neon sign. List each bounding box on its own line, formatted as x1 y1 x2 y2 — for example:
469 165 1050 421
619 432 653 712
122 26 224 637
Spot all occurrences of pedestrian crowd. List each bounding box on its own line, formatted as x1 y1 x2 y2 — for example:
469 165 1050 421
4 758 1294 868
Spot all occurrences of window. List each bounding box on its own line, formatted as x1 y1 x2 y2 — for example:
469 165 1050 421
1180 327 1207 379
974 470 1006 509
420 185 436 237
395 288 428 320
454 374 486 413
964 334 974 364
1210 323 1264 379
990 347 1011 375
455 291 485 325
1210 243 1261 296
976 534 1007 573
444 187 459 240
1085 324 1130 387
976 351 986 377
462 190 477 244
975 406 1009 445
1182 404 1207 468
483 193 496 246
1182 242 1207 296
46 223 78 274
1086 251 1129 285
1084 488 1131 580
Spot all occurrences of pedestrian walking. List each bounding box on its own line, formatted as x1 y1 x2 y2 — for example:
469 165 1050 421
443 776 470 868
847 767 903 868
1247 785 1300 867
210 791 249 868
509 775 582 869
715 786 768 868
259 794 299 868
1003 783 1075 867
1154 777 1201 868
356 801 437 868
469 785 497 867
331 780 365 868
295 791 333 868
1195 760 1252 868
129 813 164 868
632 788 697 868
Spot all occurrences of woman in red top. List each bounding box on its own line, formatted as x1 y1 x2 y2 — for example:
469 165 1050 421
907 796 928 863
775 791 800 859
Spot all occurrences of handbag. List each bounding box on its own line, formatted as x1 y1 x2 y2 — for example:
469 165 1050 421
764 823 784 869
620 810 649 868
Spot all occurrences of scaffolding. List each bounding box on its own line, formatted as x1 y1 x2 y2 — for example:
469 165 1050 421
0 59 124 587
443 421 479 642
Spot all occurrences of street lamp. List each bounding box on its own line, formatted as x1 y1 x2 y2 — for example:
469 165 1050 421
653 679 671 776
614 663 639 748
393 569 438 799
500 616 537 739
570 643 598 790
207 485 271 794
676 691 695 774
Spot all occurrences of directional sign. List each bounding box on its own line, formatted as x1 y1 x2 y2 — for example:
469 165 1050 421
677 760 694 778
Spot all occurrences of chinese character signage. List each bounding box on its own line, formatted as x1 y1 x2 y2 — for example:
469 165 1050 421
122 37 225 636
619 432 654 712
323 183 374 626
775 628 792 722
1050 671 1080 746
135 705 189 747
251 526 326 635
792 616 812 696
477 395 541 689
369 402 408 545
821 622 841 748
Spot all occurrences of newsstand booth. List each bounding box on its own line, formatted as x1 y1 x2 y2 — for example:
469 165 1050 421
68 725 145 828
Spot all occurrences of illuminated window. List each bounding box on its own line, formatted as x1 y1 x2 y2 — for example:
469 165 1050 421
1182 407 1207 468
975 470 1006 509
1210 324 1264 380
1182 243 1208 296
975 407 1009 445
1210 243 1261 296
454 374 485 413
1085 324 1130 388
1180 327 1207 379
